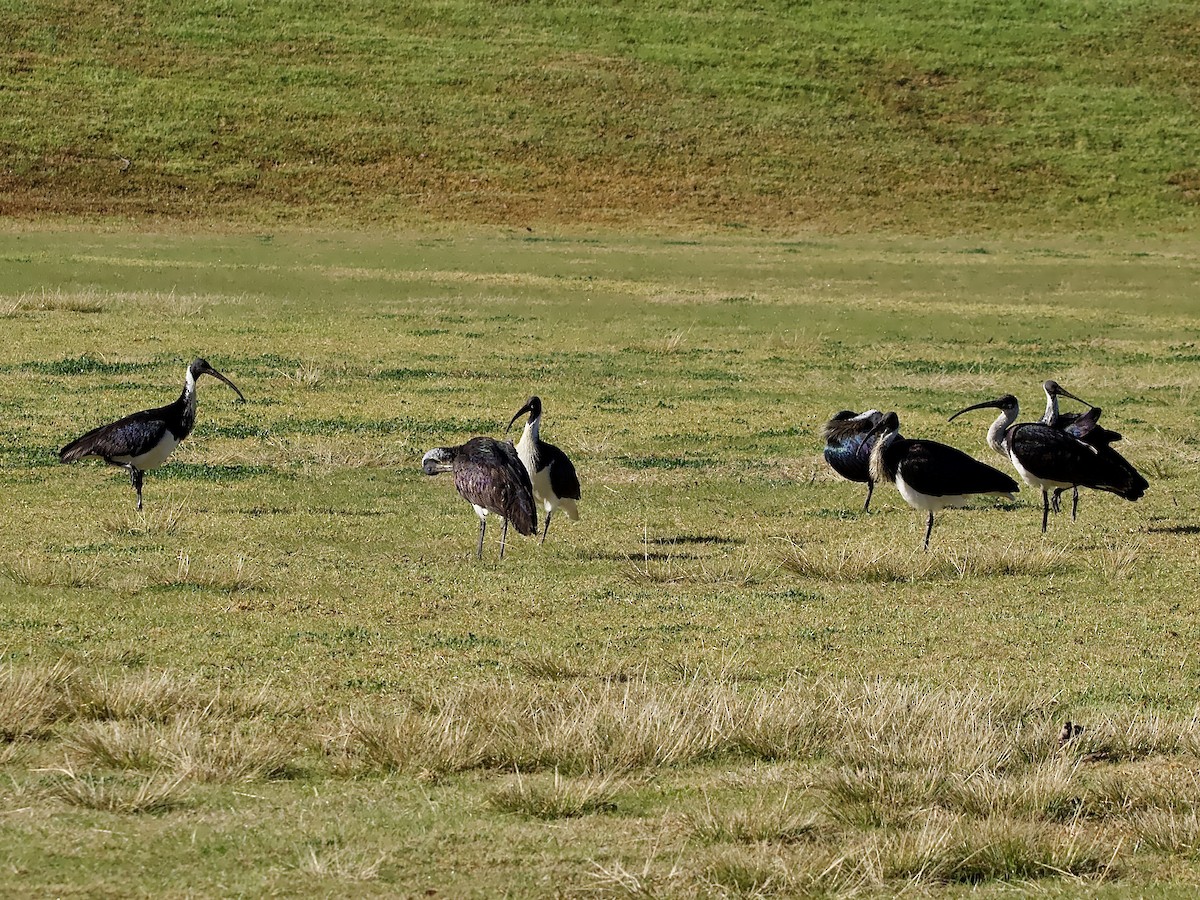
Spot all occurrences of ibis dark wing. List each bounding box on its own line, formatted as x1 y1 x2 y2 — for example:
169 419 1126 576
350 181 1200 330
542 441 581 501
60 406 172 464
1092 444 1148 500
1011 423 1144 499
453 438 537 536
900 439 1018 497
822 411 882 483
1060 408 1122 446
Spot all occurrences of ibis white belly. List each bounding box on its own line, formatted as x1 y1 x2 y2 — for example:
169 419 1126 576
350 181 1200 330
116 434 180 472
896 473 969 512
1010 454 1072 493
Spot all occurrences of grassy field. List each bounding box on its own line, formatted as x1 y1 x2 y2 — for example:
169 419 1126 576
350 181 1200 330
4 0 1200 233
1 228 1200 895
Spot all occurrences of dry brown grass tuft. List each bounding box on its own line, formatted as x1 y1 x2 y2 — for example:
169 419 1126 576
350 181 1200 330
489 769 622 819
67 716 304 782
161 551 268 592
780 538 1071 582
685 793 824 845
0 661 76 741
877 817 1114 884
42 767 191 814
1 555 100 588
102 503 188 537
71 670 209 722
1 288 107 315
779 541 934 583
278 361 324 389
295 843 388 881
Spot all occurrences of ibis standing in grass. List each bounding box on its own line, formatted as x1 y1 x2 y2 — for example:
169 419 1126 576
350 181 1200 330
506 396 581 544
821 409 886 512
1039 379 1132 519
59 357 245 509
949 394 1146 533
868 411 1019 550
422 437 536 559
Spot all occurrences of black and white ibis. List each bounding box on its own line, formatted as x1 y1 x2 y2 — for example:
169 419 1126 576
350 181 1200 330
506 396 581 544
868 411 1019 550
421 437 536 559
1039 380 1122 517
949 395 1146 533
821 409 886 512
59 357 245 509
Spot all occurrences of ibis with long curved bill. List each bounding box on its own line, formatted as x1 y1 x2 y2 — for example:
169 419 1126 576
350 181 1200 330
59 357 245 509
868 411 1019 550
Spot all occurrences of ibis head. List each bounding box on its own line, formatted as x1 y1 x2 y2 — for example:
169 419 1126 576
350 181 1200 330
190 358 246 403
421 447 454 475
868 410 901 437
1043 380 1090 407
506 395 543 435
947 394 1018 422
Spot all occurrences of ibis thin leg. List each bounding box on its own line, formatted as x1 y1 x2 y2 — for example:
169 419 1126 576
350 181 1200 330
476 518 486 560
130 468 145 511
923 512 934 551
540 510 553 545
863 481 875 514
1041 491 1050 533
1071 487 1080 521
500 518 510 559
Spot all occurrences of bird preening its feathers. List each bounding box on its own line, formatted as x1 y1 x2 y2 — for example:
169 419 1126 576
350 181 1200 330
59 358 245 509
422 395 582 560
949 381 1146 533
422 437 537 560
821 409 886 512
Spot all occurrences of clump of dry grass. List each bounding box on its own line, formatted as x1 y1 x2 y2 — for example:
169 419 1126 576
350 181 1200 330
1133 808 1200 856
780 537 1071 582
66 716 304 782
279 361 324 389
489 769 622 819
685 793 823 845
0 661 76 741
295 843 388 881
513 650 589 680
42 767 190 814
71 670 209 722
0 288 107 315
1 555 100 588
1094 537 1144 580
779 540 930 583
162 551 267 592
330 676 1056 779
102 503 188 537
878 817 1113 884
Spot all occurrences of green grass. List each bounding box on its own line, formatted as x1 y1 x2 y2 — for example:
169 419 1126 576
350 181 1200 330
4 228 1200 895
3 0 1200 233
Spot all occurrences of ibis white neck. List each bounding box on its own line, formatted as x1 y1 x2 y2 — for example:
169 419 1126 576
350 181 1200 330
987 407 1015 456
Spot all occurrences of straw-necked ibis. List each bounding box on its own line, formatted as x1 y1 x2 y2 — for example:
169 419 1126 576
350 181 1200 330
821 409 886 512
949 395 1146 533
506 396 580 544
868 411 1018 549
422 436 536 559
59 357 245 509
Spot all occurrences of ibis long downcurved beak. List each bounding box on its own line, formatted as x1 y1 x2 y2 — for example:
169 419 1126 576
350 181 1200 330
948 398 1006 422
1047 382 1091 408
506 398 535 436
207 366 246 403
